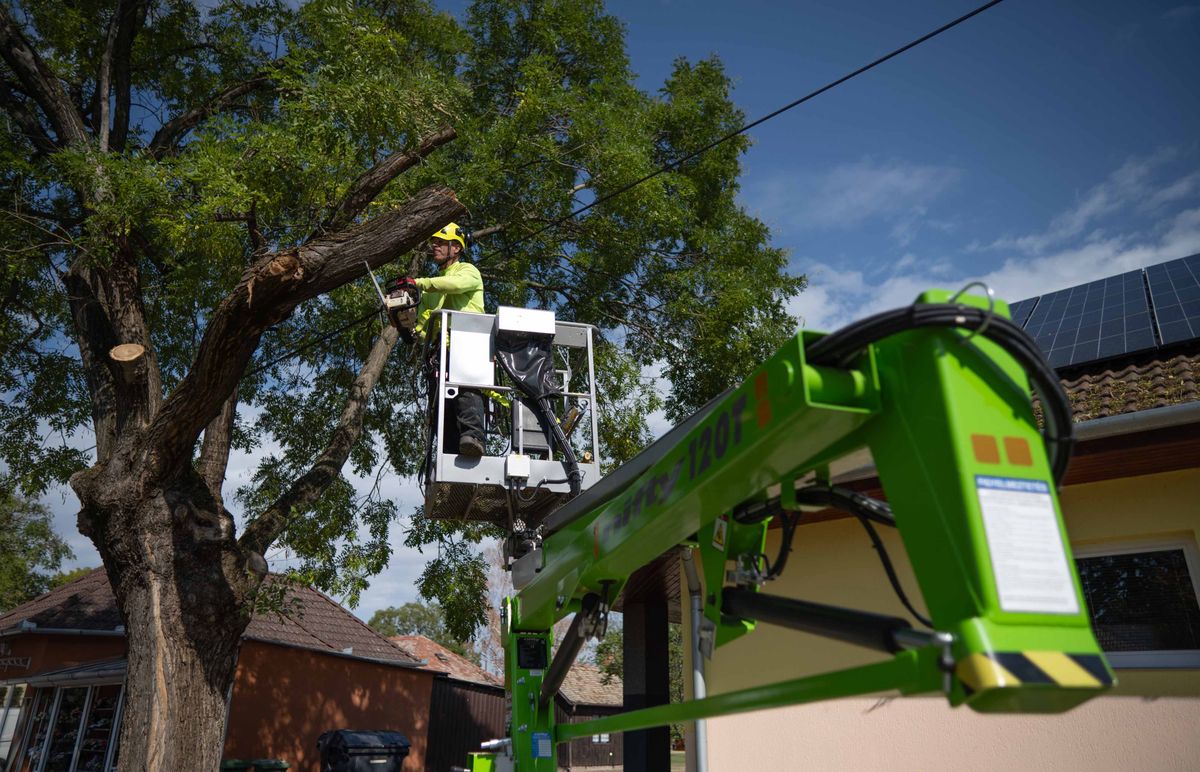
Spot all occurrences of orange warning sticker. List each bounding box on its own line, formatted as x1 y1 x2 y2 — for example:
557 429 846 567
755 372 771 428
1004 436 1033 466
971 434 1001 464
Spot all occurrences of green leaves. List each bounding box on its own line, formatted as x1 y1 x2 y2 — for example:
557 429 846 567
1 0 805 642
368 600 481 662
0 486 74 613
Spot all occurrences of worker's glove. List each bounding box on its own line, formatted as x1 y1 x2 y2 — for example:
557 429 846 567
386 276 419 297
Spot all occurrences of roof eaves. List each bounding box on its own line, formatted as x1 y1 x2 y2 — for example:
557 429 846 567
242 636 431 670
1074 400 1200 441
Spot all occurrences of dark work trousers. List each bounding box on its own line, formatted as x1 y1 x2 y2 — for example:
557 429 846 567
441 388 485 453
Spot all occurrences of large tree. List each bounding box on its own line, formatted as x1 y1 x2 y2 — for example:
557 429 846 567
0 0 800 767
0 485 74 612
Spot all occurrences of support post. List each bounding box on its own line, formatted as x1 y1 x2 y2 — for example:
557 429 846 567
622 565 671 772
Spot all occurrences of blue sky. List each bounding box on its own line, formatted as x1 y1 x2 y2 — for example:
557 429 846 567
608 0 1200 330
42 0 1200 622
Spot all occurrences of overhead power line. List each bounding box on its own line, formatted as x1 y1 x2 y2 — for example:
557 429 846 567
253 0 1006 373
247 310 377 378
493 0 1007 255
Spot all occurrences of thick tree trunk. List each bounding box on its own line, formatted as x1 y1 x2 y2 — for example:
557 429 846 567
74 440 255 771
6 8 468 768
114 540 245 771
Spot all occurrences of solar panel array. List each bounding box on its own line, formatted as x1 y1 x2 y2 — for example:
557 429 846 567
1004 253 1200 369
1146 253 1200 346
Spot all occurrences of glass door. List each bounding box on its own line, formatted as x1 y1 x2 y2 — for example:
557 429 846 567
19 689 54 772
1 685 26 767
39 687 86 772
73 687 119 772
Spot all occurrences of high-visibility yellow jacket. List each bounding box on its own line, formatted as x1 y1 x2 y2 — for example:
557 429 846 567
412 260 484 340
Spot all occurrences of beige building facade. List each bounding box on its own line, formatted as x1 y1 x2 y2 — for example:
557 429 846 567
685 439 1200 769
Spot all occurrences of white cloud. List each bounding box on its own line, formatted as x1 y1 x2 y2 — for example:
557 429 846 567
791 207 1200 333
988 149 1194 255
638 360 673 440
1162 5 1200 21
752 158 960 246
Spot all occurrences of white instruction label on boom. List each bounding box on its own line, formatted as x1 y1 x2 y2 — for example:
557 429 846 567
976 476 1079 615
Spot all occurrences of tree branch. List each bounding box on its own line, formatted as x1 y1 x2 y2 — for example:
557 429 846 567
0 80 55 154
469 224 505 241
143 185 466 483
239 324 399 555
62 240 162 464
197 389 238 498
147 72 275 159
93 5 118 150
319 124 457 235
0 6 89 146
105 0 146 152
214 200 265 254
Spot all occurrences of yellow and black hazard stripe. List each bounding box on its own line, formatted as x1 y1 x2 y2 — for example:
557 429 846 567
956 651 1113 695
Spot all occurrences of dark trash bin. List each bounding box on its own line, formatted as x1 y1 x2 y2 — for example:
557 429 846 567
317 730 411 772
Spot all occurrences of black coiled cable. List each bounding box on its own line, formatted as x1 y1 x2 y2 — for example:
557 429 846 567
494 353 583 498
806 303 1074 485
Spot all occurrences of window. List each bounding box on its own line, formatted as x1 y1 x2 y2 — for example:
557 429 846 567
1 684 27 768
1074 537 1200 668
592 734 610 744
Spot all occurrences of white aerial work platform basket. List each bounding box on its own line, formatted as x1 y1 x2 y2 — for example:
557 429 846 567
421 306 602 527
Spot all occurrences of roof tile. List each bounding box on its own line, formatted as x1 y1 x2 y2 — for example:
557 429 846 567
1061 347 1200 421
559 662 622 707
0 570 418 667
389 635 500 687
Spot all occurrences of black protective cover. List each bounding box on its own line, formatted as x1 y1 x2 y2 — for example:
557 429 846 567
317 729 411 772
495 336 557 400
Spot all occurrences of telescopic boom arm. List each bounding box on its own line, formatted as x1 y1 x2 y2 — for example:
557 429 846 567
474 289 1112 772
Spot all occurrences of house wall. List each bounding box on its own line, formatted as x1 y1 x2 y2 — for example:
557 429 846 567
0 634 126 680
555 704 624 769
224 641 436 772
425 678 505 772
685 467 1200 771
0 635 127 772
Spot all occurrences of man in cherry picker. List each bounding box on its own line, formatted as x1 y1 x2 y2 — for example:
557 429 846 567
388 223 487 457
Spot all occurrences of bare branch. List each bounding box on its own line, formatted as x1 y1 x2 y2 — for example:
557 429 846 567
319 124 457 235
469 224 505 241
143 185 466 482
0 6 88 146
214 200 266 253
197 389 238 498
93 5 118 149
107 0 147 152
147 72 274 159
239 324 399 555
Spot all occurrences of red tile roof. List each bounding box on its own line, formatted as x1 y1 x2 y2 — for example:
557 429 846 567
1061 347 1200 421
0 570 420 668
389 635 500 687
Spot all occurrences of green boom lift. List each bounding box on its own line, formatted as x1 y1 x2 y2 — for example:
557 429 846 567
436 287 1112 771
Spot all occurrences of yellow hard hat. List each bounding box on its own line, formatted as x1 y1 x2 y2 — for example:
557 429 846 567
431 222 466 249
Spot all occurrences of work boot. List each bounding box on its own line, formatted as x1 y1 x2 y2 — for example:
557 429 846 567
459 435 485 458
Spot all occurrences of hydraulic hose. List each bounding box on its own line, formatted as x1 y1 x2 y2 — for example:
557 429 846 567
495 352 583 497
806 303 1074 485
